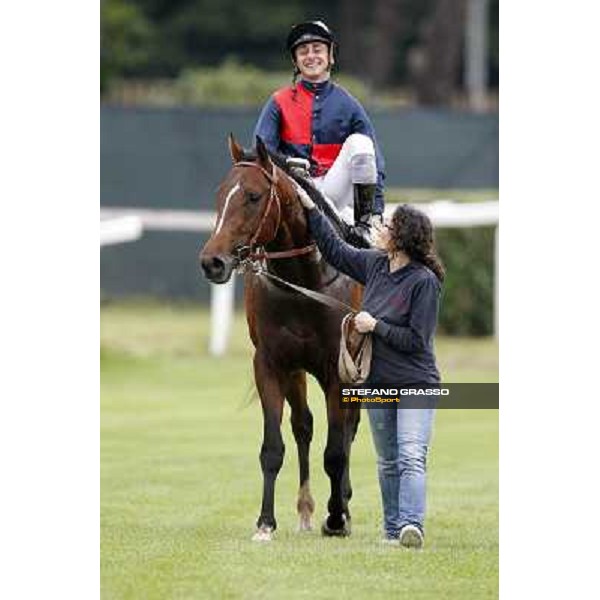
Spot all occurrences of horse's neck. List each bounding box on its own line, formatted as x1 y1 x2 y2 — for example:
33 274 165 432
263 181 323 287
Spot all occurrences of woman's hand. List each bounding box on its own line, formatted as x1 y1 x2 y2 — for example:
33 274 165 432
353 311 377 333
292 181 316 210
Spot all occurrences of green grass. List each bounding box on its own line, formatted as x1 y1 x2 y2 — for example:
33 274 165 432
101 302 498 599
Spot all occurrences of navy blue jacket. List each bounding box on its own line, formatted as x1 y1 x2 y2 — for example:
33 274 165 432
307 208 441 385
254 80 386 214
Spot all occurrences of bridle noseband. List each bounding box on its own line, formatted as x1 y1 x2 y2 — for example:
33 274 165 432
232 161 316 264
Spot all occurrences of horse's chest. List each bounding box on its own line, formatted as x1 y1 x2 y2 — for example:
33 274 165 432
246 273 351 372
261 309 328 345
257 303 339 367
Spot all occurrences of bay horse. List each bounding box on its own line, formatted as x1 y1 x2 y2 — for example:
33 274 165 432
199 135 362 541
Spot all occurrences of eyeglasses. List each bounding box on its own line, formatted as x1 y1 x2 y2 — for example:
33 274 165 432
375 221 392 232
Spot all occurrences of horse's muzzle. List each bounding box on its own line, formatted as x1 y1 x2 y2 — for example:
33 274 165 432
200 253 236 283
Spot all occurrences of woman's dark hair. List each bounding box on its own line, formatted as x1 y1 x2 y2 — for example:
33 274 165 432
389 204 445 282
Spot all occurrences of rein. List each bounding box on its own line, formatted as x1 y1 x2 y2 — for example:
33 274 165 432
257 268 356 314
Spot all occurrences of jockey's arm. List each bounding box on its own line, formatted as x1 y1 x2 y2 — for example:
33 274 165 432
253 96 281 155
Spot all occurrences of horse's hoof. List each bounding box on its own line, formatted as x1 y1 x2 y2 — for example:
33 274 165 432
321 515 351 537
297 515 313 532
251 525 274 542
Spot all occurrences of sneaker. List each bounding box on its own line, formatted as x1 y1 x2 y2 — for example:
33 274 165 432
399 524 424 549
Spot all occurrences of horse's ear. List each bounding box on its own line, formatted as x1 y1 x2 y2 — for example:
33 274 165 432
255 136 272 169
228 133 244 163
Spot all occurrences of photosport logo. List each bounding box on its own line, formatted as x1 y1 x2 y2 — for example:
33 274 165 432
339 384 499 409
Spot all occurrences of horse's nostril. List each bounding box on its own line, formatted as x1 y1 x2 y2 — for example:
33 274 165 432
212 256 226 273
201 256 221 275
200 256 212 275
200 255 230 281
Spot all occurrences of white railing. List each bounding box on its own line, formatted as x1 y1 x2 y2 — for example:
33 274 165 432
100 201 499 354
100 215 143 246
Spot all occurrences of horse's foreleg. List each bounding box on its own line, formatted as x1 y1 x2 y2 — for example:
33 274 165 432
253 352 285 541
286 371 315 531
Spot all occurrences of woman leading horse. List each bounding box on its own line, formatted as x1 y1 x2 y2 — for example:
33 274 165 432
295 185 445 549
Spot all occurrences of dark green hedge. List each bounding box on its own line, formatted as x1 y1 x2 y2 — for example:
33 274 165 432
435 227 496 336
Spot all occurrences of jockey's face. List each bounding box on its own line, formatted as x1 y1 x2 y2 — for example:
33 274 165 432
294 41 332 82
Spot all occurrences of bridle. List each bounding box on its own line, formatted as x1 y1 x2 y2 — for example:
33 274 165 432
231 161 316 263
229 160 354 314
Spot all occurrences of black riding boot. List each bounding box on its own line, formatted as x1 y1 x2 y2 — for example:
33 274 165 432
349 183 376 248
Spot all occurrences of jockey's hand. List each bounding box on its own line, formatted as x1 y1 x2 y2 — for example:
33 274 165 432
354 311 377 333
292 181 316 210
286 157 311 177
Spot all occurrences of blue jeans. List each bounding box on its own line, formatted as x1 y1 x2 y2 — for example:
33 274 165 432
366 406 435 537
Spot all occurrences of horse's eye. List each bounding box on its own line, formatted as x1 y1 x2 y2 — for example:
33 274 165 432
247 192 261 204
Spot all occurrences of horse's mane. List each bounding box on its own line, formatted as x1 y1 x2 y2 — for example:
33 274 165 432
240 148 350 240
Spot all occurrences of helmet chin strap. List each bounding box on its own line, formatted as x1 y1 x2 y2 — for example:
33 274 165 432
292 65 300 85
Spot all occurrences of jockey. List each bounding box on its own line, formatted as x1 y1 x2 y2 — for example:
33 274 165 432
253 20 386 247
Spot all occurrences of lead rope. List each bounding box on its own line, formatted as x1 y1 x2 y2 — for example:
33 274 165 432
254 267 356 314
338 313 373 384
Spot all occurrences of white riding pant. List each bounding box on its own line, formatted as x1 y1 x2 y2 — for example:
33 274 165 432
312 133 377 225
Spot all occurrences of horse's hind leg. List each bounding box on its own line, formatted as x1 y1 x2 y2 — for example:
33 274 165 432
342 407 360 521
322 381 353 537
286 370 315 531
253 351 285 542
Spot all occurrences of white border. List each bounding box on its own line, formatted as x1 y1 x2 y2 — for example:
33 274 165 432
1 3 99 598
501 1 599 597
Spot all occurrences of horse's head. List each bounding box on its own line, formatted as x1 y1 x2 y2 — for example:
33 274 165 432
199 135 288 283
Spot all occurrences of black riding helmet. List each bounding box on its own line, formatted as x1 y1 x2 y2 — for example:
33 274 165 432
286 20 336 57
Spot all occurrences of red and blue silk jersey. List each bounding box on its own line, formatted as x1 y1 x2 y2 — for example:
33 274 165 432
253 80 385 214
